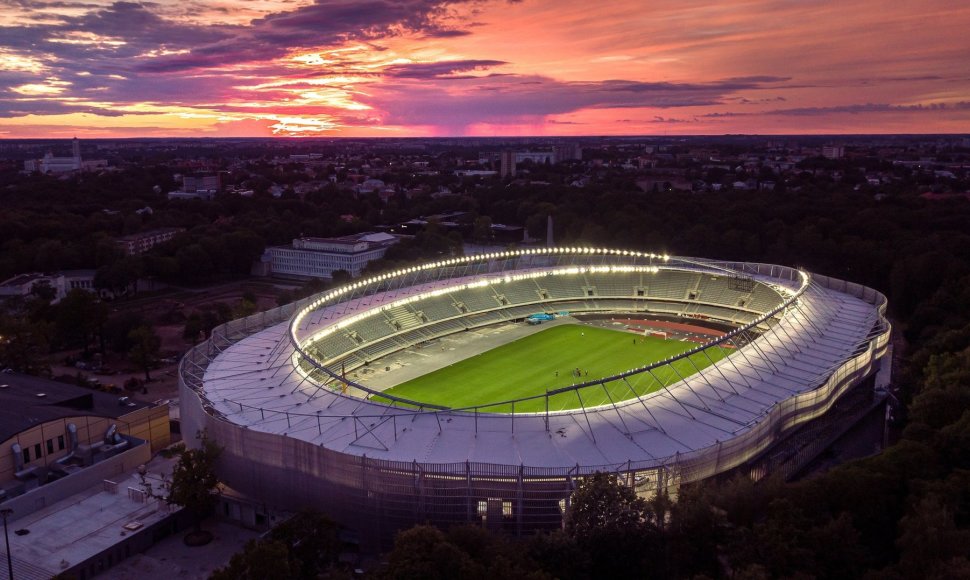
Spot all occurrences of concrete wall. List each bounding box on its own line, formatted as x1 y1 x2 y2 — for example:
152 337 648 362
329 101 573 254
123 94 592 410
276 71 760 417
3 440 151 522
0 406 169 485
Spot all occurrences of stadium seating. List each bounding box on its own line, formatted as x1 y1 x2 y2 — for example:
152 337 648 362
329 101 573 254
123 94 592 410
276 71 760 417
450 288 503 312
355 315 397 341
416 295 464 321
308 267 787 372
538 274 583 299
496 279 545 305
382 305 423 330
748 284 785 312
586 273 638 297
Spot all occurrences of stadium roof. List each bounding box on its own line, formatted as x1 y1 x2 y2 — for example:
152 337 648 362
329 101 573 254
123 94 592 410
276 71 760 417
197 263 883 471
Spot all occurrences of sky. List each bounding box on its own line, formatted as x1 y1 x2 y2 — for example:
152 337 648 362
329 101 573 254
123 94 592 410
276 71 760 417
0 0 968 138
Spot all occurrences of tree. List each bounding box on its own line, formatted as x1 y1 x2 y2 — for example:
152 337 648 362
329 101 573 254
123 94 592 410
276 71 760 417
0 314 53 375
270 511 343 578
473 215 493 242
102 311 146 353
560 472 661 578
182 313 205 344
213 511 345 580
127 325 161 382
564 472 648 537
164 431 222 542
211 539 298 580
330 269 352 287
94 256 143 297
54 289 108 353
378 525 481 580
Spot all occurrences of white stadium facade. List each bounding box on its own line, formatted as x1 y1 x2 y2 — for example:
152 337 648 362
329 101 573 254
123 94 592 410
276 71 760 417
179 247 890 546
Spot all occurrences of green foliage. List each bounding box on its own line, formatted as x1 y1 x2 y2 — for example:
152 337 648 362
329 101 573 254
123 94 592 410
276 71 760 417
166 431 221 530
0 312 52 374
564 472 648 538
102 311 146 353
210 539 297 580
127 324 161 381
211 511 347 580
377 524 549 580
54 289 108 352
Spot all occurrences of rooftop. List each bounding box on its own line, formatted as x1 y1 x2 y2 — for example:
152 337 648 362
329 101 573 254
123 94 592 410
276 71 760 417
116 228 184 243
0 273 49 288
1 453 177 579
0 373 151 442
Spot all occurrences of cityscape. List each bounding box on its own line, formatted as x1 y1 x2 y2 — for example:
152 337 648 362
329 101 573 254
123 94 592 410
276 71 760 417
1 1 969 580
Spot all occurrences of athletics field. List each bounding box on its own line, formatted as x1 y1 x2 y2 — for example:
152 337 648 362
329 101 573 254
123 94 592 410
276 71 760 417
375 323 727 413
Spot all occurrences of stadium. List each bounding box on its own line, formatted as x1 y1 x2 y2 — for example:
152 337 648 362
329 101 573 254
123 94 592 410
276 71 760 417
179 247 891 546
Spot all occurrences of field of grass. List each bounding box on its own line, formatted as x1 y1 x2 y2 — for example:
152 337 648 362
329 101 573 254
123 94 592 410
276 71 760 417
374 323 727 413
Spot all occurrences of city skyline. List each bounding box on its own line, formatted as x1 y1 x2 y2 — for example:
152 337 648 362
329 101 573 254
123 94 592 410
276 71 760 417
1 0 968 138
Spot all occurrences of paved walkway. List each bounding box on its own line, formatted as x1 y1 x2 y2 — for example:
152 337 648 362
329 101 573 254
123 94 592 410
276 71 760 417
101 519 260 579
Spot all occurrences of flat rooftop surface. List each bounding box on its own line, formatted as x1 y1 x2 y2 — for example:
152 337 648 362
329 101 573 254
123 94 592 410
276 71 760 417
0 373 152 442
0 455 175 579
100 519 260 580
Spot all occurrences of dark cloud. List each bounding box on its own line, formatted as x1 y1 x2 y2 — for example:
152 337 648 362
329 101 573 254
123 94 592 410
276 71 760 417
765 102 970 116
364 74 782 131
0 0 470 77
721 75 791 84
652 116 697 123
136 0 473 73
421 28 472 38
698 102 970 119
0 1 230 80
383 59 506 79
0 97 130 118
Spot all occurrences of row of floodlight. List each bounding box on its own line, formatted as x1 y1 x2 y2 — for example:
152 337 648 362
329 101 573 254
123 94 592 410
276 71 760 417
291 247 669 337
286 264 814 414
296 264 663 346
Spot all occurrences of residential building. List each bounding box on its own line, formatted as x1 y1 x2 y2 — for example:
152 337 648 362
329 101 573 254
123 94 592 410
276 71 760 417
181 173 221 192
553 144 583 162
115 228 185 256
822 145 845 159
499 151 516 178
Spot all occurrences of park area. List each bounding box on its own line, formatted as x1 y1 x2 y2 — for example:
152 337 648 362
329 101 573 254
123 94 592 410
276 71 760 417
376 323 728 413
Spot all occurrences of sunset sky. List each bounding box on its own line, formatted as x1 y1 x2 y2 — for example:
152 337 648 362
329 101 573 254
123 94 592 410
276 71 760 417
1 0 968 138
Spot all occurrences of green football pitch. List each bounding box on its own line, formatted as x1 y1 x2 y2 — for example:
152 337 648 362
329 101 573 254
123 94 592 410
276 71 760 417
373 323 728 413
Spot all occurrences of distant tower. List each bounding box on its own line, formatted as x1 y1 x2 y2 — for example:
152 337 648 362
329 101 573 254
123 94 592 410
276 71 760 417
546 215 554 247
499 151 516 178
72 136 81 162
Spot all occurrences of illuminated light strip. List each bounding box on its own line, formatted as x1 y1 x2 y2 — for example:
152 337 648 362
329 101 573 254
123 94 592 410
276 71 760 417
299 265 691 348
291 247 767 347
285 255 812 413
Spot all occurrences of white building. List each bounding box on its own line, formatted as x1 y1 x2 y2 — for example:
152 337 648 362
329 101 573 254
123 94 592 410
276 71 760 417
0 270 103 303
261 232 399 279
24 138 82 173
23 138 107 174
822 145 845 159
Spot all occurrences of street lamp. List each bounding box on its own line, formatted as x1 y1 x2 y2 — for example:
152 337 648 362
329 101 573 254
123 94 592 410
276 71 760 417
1 507 12 580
